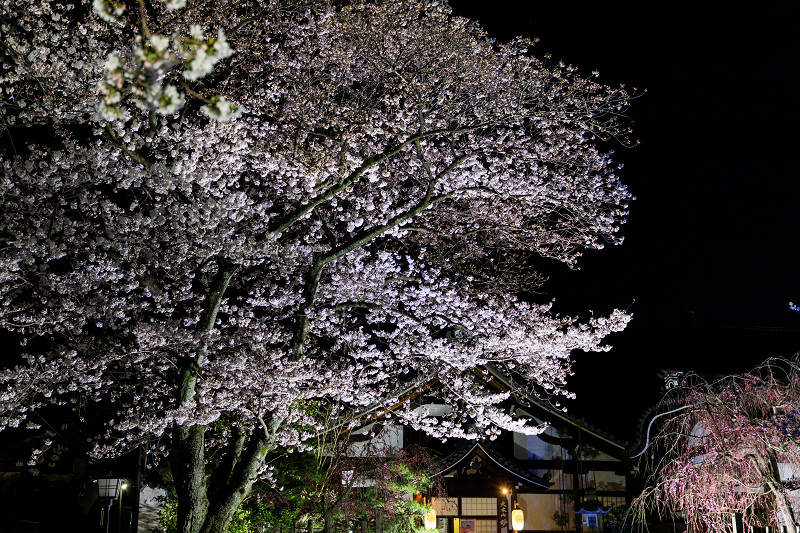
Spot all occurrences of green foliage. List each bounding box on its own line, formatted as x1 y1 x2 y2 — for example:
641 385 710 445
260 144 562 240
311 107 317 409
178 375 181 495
551 510 569 529
376 498 433 533
551 492 575 532
229 503 300 533
153 496 178 533
603 504 633 533
154 496 299 533
262 440 443 533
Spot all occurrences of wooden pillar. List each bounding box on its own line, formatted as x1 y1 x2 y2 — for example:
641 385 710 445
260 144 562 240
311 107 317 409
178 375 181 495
573 468 582 533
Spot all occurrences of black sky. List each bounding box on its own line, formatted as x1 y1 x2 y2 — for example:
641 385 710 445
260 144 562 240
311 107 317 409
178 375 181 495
448 0 800 442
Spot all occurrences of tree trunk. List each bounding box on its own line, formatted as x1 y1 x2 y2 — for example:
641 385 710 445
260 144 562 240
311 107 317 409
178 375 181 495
764 453 798 533
173 423 208 533
767 481 798 533
323 508 334 533
173 264 237 533
200 433 272 533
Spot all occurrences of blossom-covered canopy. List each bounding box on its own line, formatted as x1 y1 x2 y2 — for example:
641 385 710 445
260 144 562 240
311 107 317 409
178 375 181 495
1 0 632 530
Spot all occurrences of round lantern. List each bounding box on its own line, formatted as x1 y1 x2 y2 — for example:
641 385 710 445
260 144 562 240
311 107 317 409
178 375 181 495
424 509 437 530
511 506 524 531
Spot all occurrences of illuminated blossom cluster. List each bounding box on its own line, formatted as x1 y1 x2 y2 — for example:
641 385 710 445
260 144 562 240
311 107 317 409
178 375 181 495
1 0 633 531
95 18 235 120
0 0 236 123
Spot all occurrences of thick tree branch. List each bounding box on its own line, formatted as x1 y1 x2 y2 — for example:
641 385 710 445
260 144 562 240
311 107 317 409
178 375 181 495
202 432 272 533
178 261 238 408
206 424 247 505
256 127 484 247
288 153 472 361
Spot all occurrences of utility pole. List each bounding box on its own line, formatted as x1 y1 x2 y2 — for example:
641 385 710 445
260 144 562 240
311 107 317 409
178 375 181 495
131 445 143 532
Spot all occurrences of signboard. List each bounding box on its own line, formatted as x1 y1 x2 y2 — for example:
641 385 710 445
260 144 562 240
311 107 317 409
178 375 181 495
498 496 509 533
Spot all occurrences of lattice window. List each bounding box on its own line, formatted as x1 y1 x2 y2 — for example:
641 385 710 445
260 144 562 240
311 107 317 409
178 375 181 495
461 497 497 516
599 496 626 509
475 519 497 533
455 518 497 533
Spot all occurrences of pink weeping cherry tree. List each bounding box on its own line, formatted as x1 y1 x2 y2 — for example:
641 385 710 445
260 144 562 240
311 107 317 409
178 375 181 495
0 0 634 531
634 361 800 533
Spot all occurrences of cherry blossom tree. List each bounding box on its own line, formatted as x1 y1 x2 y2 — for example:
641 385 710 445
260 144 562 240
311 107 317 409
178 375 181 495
0 0 634 532
633 361 800 533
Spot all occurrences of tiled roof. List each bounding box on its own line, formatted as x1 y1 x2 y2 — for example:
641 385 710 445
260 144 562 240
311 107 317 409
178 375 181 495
434 440 553 491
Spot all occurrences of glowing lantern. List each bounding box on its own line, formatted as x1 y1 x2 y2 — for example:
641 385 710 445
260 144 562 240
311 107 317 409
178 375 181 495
424 509 437 530
96 476 122 500
511 504 524 531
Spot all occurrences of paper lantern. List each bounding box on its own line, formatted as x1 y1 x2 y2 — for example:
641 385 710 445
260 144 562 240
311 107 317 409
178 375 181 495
511 508 524 531
425 509 436 530
424 509 437 530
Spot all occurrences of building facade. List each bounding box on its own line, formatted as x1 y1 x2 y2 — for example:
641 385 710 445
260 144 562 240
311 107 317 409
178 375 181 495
401 373 632 533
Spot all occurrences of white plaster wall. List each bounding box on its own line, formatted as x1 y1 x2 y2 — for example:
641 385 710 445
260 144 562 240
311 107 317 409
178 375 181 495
526 469 573 490
138 486 167 532
518 493 564 531
590 450 619 462
592 470 626 492
513 432 569 461
347 424 403 456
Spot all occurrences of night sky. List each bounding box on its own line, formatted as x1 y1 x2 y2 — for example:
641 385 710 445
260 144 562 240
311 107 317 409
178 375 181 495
449 0 800 443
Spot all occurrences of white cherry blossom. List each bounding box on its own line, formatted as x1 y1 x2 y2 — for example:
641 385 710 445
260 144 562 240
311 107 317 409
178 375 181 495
0 1 635 532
